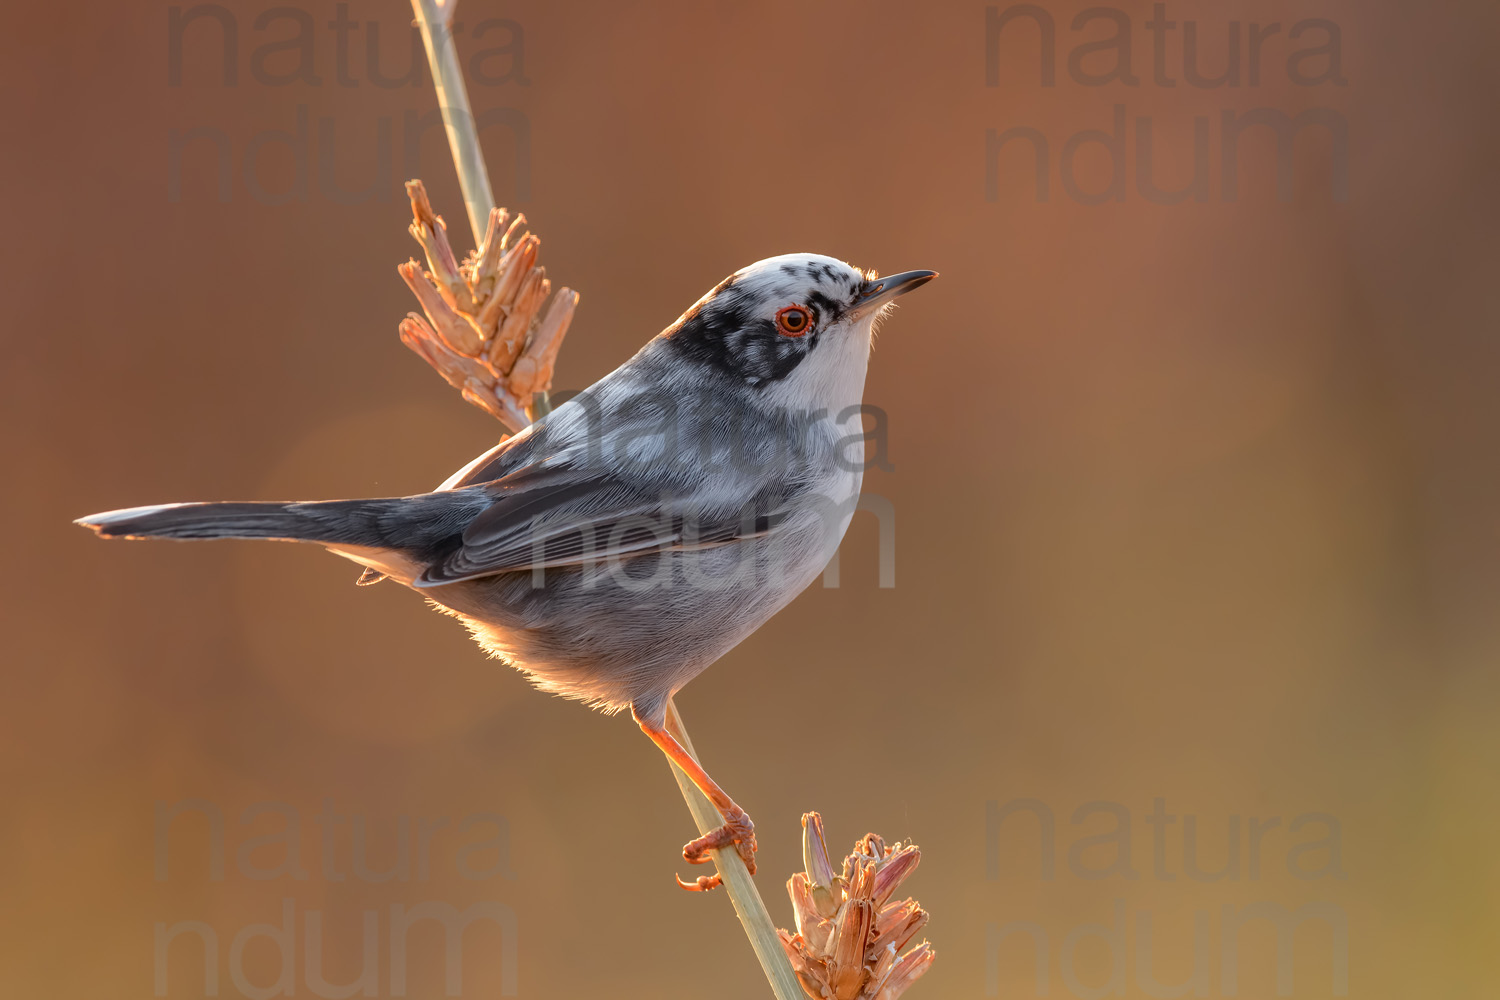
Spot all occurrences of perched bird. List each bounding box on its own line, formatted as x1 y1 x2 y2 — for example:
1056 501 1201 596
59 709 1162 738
77 254 935 889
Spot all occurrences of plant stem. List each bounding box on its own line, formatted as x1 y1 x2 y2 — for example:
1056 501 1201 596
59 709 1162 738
409 0 549 416
409 4 796 992
409 0 493 246
665 699 804 1000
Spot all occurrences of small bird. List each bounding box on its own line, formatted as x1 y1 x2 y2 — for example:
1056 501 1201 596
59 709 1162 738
77 254 935 889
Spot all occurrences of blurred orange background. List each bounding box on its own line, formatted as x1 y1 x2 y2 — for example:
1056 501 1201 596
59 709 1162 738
3 1 1497 997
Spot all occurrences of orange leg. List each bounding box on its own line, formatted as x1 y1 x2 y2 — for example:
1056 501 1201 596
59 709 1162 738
634 707 757 891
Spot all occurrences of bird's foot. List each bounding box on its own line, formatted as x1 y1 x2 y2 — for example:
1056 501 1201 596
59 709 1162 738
675 806 756 891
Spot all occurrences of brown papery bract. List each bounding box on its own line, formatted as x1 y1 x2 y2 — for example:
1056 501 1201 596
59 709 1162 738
779 813 935 1000
397 179 578 433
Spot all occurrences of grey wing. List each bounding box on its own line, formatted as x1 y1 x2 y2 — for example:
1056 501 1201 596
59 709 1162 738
413 464 787 588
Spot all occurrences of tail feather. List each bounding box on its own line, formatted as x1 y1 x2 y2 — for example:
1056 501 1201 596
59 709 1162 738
77 499 380 544
78 491 489 587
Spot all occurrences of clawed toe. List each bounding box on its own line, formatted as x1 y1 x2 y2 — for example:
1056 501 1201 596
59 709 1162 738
676 872 724 891
675 808 758 891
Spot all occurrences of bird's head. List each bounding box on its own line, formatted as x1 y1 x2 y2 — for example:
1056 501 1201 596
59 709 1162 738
661 253 935 409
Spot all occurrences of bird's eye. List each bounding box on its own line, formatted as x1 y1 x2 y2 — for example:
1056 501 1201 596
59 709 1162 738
776 305 812 337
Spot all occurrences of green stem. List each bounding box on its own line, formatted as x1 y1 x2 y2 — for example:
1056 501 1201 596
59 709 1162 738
665 699 804 1000
409 0 548 416
409 0 494 245
408 4 794 993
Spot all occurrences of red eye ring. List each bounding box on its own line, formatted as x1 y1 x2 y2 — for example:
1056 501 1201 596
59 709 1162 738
776 305 812 337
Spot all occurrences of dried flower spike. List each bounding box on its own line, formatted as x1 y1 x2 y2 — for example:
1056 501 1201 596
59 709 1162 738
395 179 578 433
778 813 936 1000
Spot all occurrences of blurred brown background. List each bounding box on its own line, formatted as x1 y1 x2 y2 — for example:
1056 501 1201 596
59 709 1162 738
3 0 1497 997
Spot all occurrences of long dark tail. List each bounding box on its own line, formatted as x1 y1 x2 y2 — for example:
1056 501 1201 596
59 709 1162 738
76 499 400 545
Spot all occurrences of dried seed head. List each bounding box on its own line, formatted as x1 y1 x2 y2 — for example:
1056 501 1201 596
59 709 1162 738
395 181 573 434
780 813 935 1000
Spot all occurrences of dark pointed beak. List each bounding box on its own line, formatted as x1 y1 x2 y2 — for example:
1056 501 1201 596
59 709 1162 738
854 270 938 315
